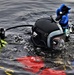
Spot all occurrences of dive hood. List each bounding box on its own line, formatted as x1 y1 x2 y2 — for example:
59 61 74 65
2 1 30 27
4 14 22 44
31 17 64 50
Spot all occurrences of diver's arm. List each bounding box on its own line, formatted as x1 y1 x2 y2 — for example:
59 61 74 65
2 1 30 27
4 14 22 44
60 15 68 25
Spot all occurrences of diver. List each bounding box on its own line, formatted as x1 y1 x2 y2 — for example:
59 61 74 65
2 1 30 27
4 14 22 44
55 4 71 41
0 28 7 49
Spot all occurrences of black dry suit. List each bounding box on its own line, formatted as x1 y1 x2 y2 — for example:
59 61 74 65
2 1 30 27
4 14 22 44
4 17 65 50
31 17 64 50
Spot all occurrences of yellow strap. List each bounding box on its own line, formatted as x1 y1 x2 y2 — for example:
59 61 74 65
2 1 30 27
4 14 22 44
1 40 7 44
0 40 7 49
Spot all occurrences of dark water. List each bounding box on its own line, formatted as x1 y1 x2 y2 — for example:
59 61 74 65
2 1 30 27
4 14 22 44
0 0 74 75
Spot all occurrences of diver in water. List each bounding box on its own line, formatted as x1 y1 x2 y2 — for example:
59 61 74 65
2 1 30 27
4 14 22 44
0 28 7 49
56 4 71 41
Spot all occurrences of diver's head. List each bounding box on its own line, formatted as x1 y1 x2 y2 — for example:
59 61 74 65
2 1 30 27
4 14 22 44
61 4 71 15
31 18 65 51
0 28 5 39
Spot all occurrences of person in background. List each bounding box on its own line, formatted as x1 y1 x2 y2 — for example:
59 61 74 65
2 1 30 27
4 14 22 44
56 4 71 41
0 28 7 49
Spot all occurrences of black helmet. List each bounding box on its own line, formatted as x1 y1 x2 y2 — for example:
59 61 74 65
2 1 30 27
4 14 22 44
31 17 65 50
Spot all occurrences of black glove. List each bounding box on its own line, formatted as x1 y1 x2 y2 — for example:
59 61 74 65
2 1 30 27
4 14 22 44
55 15 62 21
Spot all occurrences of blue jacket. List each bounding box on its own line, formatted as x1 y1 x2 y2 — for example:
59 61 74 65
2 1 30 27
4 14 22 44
59 14 68 28
56 4 71 28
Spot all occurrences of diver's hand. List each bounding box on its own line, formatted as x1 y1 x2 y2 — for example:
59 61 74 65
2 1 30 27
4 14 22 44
50 15 56 23
0 39 7 49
